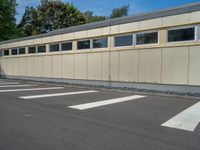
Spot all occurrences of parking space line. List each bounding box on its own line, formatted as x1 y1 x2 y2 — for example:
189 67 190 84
68 95 146 110
161 102 200 132
0 85 37 88
0 82 20 85
20 90 98 99
0 87 64 93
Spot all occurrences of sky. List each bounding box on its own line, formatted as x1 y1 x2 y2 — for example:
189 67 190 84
16 0 200 23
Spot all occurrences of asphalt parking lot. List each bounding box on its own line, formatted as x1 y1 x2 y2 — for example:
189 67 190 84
0 79 199 150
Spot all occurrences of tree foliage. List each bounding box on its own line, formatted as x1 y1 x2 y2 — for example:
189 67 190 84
84 11 106 23
0 0 17 41
19 0 86 36
110 5 129 18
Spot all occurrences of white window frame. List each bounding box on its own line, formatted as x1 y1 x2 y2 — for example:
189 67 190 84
166 25 197 43
18 47 26 55
37 45 47 53
135 30 160 46
113 34 134 48
77 39 92 50
60 41 73 51
49 43 60 52
92 37 109 49
11 48 18 55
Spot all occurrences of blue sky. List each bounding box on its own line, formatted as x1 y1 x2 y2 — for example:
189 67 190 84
16 0 200 23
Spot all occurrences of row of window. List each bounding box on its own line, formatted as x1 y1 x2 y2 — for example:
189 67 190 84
0 25 197 57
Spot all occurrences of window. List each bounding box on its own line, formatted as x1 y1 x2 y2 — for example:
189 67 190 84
77 40 90 50
3 50 9 56
0 50 3 57
28 47 36 54
136 32 158 45
11 49 18 55
93 37 108 48
38 45 46 53
168 27 195 42
114 35 133 47
61 42 72 51
19 48 26 55
50 43 60 52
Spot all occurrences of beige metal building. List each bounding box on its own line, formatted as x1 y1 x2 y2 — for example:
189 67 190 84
1 2 200 92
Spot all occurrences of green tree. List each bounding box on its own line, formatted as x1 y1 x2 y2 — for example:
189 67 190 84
18 7 40 36
110 5 129 18
0 0 17 41
84 11 106 23
19 0 86 36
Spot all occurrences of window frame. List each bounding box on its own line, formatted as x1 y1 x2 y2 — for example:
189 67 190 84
18 47 26 55
135 30 160 46
61 41 73 51
114 34 134 48
3 49 10 56
166 25 197 43
11 48 18 55
37 45 47 53
49 43 60 52
77 39 91 50
28 46 37 54
92 37 108 49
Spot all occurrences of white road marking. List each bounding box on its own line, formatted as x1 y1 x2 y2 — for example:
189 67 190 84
20 90 98 99
161 102 200 132
0 82 19 85
0 87 64 93
0 85 37 88
68 95 146 110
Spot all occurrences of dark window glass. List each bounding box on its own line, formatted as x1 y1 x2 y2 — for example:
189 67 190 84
3 50 9 56
93 38 108 48
19 48 26 55
77 40 90 50
136 32 158 45
115 35 133 47
38 45 46 53
11 49 18 55
0 50 3 57
28 47 36 54
168 27 195 42
61 42 72 51
50 44 60 52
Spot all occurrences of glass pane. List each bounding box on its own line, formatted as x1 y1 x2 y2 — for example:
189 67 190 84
28 47 36 54
50 44 60 52
19 48 26 55
77 40 90 50
136 32 158 45
3 50 9 56
168 27 195 42
38 45 46 53
115 35 133 47
61 42 72 51
11 49 18 55
93 38 108 48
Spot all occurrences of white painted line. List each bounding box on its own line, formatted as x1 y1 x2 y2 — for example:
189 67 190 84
20 90 98 99
0 82 19 85
161 102 200 132
0 87 64 93
68 95 146 110
0 85 37 88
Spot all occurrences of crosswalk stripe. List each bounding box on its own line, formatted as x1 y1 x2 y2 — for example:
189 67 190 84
161 102 200 132
0 87 64 93
68 95 146 110
0 82 19 85
20 90 98 99
0 84 37 88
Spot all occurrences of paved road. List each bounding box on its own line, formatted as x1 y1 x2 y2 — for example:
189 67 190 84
0 80 199 150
